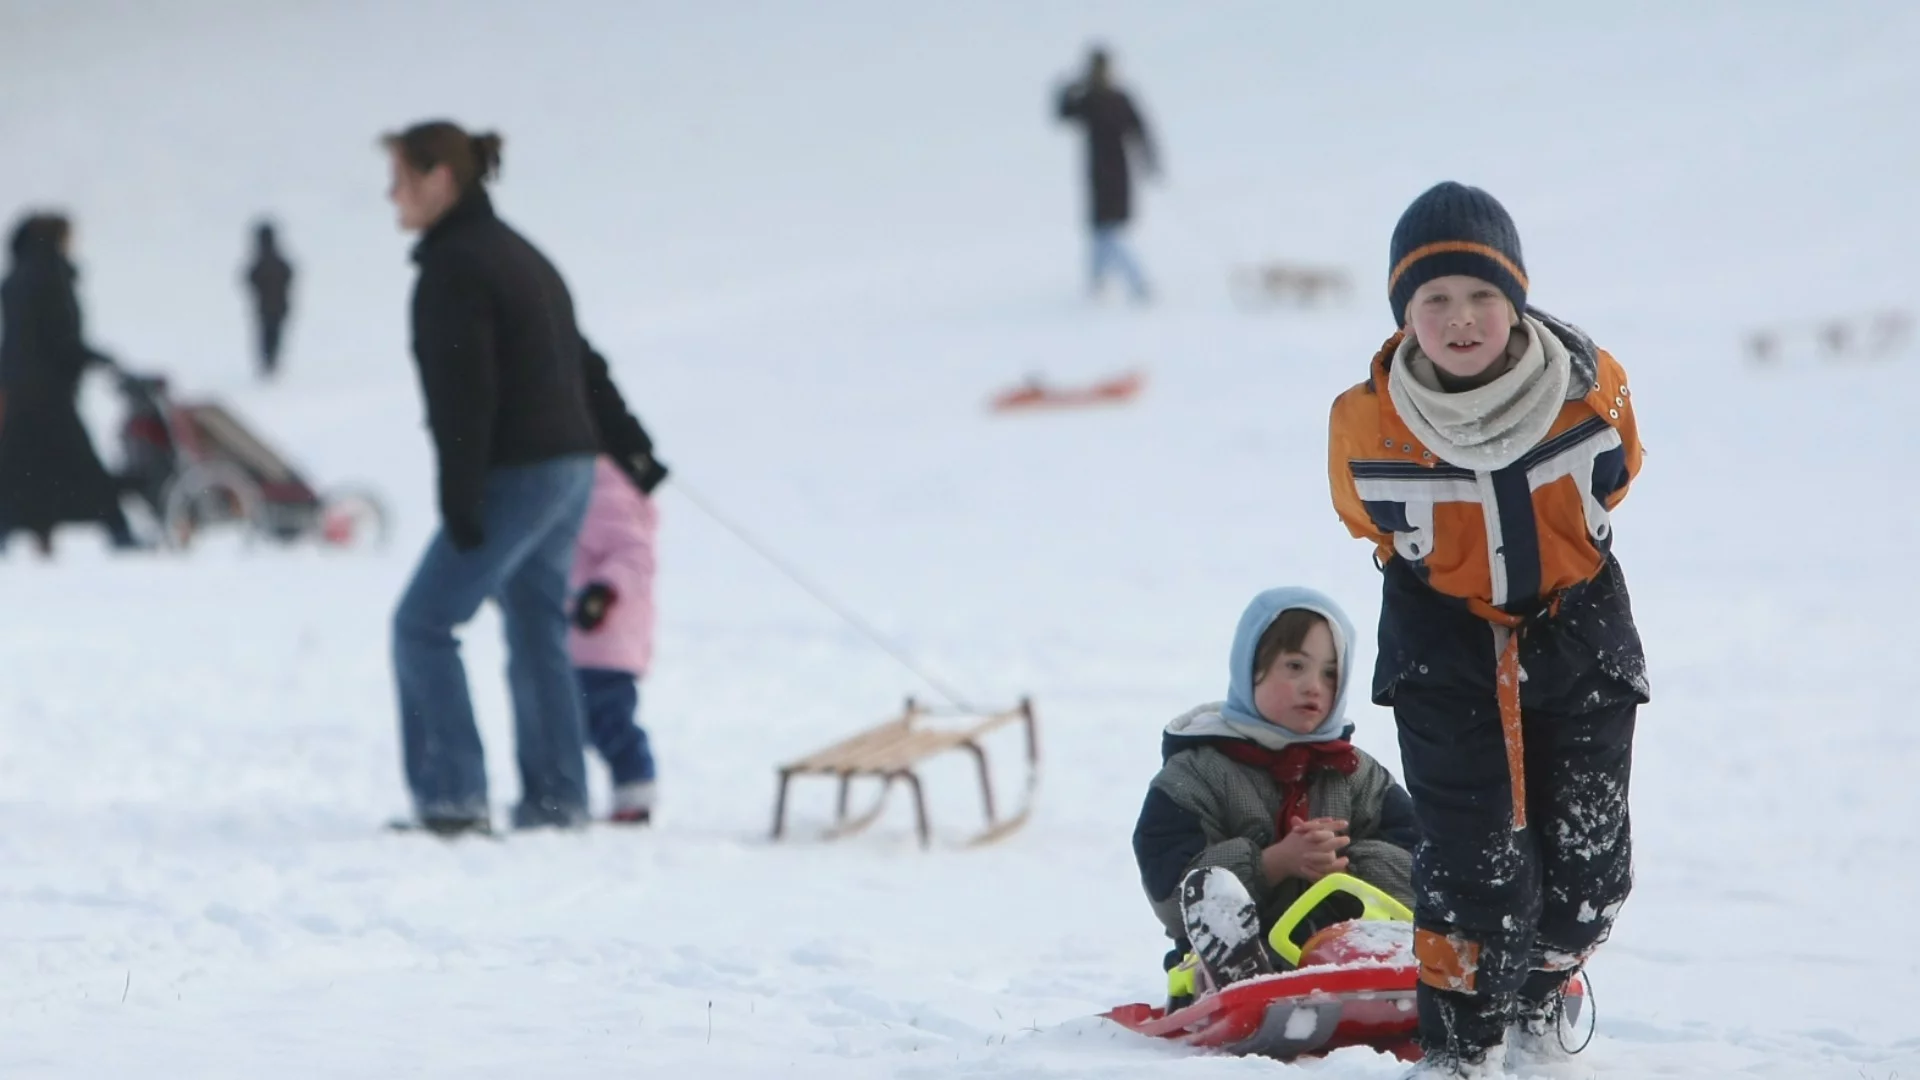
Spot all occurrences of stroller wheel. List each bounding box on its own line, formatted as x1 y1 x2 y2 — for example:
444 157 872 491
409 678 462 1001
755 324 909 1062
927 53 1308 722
162 462 264 551
318 486 391 550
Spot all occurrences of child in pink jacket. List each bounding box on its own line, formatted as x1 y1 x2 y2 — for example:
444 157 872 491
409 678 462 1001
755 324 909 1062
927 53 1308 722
570 455 660 824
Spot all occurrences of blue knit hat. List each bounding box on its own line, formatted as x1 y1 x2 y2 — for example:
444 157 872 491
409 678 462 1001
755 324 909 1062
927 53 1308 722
1387 182 1528 325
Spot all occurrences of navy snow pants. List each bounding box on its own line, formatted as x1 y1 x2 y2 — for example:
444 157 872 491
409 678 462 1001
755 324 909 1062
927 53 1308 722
1393 682 1636 1054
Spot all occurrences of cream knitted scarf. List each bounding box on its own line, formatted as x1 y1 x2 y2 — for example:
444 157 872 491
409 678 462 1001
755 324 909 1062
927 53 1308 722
1387 314 1572 471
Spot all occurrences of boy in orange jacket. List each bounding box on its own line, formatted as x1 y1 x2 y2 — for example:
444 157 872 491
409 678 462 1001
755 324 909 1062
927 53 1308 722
1328 183 1647 1076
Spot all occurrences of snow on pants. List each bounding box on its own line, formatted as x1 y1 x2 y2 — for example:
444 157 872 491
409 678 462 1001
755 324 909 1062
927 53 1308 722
1392 682 1635 1051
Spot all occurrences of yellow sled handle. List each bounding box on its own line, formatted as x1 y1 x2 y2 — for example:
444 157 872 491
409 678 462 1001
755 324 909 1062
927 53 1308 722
1266 872 1414 966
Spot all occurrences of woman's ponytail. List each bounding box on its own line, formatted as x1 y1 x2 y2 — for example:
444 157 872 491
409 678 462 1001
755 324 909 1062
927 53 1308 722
383 120 504 194
469 132 504 184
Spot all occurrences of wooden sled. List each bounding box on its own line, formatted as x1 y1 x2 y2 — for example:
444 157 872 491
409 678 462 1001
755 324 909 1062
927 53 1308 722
770 697 1039 849
1747 308 1912 367
990 371 1143 413
1230 262 1354 311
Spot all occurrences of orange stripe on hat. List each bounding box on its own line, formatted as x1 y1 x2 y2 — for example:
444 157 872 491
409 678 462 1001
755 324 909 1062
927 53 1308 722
1387 241 1531 295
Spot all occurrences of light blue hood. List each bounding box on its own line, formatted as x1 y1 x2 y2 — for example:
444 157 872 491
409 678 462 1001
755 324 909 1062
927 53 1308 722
1164 586 1356 751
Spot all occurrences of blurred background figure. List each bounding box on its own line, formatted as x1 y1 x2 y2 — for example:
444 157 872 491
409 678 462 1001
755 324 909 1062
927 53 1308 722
1054 44 1159 304
244 219 294 379
0 212 139 556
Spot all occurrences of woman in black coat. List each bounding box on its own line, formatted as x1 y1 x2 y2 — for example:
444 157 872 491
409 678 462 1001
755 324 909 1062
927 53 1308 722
383 120 602 834
0 213 137 555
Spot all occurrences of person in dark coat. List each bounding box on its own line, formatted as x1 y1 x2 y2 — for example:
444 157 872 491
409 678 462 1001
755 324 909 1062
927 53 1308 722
384 119 602 835
1055 46 1159 302
0 213 138 555
243 221 294 378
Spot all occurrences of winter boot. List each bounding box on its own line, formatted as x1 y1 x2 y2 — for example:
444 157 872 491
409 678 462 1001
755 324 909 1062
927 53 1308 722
1506 969 1585 1072
1178 866 1273 990
1412 984 1508 1077
387 814 495 839
422 815 495 838
610 780 655 825
1399 1046 1502 1079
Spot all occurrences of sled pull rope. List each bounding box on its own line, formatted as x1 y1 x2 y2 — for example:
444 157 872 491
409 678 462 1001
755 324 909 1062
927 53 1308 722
1561 968 1597 1055
670 479 981 713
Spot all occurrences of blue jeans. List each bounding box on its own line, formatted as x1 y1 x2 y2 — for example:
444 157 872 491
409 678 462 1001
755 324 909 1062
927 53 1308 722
394 455 595 828
1090 225 1149 300
577 668 655 786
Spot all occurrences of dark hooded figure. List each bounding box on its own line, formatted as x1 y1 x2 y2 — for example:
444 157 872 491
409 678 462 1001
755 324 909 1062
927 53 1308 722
0 213 138 555
244 220 294 378
1055 46 1159 301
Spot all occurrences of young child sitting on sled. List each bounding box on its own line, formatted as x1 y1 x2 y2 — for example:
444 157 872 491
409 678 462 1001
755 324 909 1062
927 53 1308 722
570 455 662 824
1328 182 1647 1076
1132 586 1416 995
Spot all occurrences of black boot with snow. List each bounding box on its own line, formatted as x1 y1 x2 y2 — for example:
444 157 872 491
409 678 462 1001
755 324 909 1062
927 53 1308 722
1178 866 1273 990
1407 985 1507 1078
1508 968 1587 1070
1399 1045 1500 1078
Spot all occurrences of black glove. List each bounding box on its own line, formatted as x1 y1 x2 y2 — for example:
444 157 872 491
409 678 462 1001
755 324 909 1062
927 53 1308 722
573 581 617 631
446 518 484 553
623 451 669 495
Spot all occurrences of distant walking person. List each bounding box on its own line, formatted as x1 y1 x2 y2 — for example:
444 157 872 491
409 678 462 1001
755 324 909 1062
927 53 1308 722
383 120 600 836
244 221 294 378
1055 46 1159 303
0 212 140 556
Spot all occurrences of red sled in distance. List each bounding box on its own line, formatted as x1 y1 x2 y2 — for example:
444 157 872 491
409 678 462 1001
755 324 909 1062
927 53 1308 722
989 370 1143 413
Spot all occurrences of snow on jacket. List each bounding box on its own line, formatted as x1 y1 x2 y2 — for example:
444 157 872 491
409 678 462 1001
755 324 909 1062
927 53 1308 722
568 456 657 675
1131 588 1416 952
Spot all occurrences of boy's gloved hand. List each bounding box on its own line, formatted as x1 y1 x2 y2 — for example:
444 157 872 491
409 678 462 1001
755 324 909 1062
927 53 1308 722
1261 817 1351 884
573 581 617 631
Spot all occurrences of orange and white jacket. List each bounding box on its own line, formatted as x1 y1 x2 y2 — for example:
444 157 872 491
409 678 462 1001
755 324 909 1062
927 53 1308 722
1329 311 1640 613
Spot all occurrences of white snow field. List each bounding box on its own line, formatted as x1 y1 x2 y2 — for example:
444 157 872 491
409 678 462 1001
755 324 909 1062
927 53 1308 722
4 2 1919 1077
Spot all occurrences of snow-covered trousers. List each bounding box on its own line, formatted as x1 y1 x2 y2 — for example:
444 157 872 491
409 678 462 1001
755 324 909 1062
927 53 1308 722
1392 683 1635 1054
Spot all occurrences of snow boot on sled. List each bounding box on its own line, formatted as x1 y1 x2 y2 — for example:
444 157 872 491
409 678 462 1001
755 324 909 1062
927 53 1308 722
1180 866 1274 990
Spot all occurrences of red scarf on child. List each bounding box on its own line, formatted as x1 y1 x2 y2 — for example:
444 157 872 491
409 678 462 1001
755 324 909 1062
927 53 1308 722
1215 738 1359 840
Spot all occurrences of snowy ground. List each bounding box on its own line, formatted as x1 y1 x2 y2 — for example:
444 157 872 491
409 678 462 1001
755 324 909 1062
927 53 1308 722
4 3 1920 1077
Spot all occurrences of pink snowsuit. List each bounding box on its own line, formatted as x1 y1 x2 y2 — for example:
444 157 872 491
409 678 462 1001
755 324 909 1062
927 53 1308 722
568 456 657 675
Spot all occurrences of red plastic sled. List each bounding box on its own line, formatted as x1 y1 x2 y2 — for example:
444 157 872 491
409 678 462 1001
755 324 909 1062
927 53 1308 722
1105 920 1422 1061
1103 873 1587 1063
989 370 1143 413
1105 918 1584 1062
